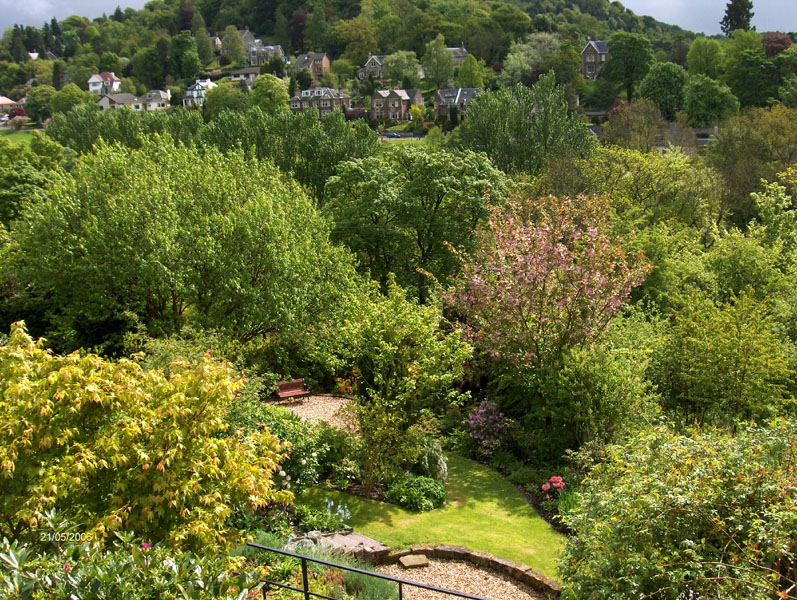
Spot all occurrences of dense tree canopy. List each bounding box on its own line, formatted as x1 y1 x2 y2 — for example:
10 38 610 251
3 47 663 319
457 72 594 175
4 136 362 352
604 32 654 101
637 62 687 120
325 145 508 301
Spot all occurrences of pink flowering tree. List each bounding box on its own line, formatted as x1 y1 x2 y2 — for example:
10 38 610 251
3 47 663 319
448 193 650 374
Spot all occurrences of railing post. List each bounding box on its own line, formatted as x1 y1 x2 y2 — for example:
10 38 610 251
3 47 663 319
301 557 310 600
262 582 269 599
399 580 403 600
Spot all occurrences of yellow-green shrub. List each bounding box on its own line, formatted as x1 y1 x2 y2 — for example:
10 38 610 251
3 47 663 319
0 322 291 549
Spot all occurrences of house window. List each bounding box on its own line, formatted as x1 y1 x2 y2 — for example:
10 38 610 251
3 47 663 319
586 54 595 62
291 102 300 108
390 101 399 107
321 100 330 107
601 54 607 61
375 101 383 108
587 65 595 74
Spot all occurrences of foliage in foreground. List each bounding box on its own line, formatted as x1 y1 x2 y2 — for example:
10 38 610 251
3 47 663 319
0 323 290 548
1 528 258 600
560 420 797 599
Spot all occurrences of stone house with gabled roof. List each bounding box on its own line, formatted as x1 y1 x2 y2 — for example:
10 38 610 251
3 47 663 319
581 40 610 79
447 44 469 67
434 87 481 120
237 27 256 51
289 87 351 117
293 53 330 78
248 42 284 67
370 88 423 122
357 54 388 81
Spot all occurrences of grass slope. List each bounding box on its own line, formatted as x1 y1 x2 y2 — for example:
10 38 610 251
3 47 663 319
300 454 564 577
2 129 35 147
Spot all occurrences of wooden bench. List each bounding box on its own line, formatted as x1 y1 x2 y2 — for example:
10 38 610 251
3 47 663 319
276 378 311 400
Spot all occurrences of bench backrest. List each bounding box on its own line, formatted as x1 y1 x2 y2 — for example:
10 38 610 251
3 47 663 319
278 379 306 392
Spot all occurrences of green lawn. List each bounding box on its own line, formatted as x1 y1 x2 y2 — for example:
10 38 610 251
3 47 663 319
380 137 423 146
2 128 35 147
300 454 564 577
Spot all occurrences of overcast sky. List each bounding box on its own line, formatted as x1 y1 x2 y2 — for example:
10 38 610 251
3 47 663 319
1 0 795 35
621 0 796 35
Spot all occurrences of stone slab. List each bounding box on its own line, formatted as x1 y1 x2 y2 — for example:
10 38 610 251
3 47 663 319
399 554 430 569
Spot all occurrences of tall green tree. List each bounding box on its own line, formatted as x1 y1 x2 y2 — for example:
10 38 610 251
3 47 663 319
422 34 455 89
202 84 249 121
195 27 213 65
637 61 688 120
725 49 776 106
686 37 724 79
51 60 66 90
334 17 379 66
250 73 288 114
684 74 739 127
457 54 485 88
24 85 56 123
274 9 292 55
604 32 654 101
721 0 755 36
305 7 330 51
498 33 560 87
49 83 93 115
171 31 201 80
325 145 508 301
221 25 245 66
457 72 594 175
382 50 420 87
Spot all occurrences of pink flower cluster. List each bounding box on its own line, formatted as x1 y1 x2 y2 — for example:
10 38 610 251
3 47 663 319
541 475 565 499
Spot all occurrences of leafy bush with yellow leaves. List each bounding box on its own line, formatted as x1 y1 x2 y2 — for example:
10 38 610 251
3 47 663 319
0 322 291 549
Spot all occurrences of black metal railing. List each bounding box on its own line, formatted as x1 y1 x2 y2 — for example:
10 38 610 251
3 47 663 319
246 543 498 600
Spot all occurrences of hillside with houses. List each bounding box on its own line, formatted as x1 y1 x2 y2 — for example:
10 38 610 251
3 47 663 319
1 1 797 599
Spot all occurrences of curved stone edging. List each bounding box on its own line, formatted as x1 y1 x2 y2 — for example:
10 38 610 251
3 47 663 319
376 544 562 598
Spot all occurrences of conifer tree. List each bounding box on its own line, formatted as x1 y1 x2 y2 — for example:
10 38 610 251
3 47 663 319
721 0 755 36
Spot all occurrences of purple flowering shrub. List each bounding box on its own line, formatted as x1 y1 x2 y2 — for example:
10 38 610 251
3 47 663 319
463 399 505 456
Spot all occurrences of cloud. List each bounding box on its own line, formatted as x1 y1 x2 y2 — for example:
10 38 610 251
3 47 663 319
0 0 55 28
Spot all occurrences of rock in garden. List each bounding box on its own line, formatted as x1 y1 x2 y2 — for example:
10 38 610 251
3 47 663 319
399 554 430 569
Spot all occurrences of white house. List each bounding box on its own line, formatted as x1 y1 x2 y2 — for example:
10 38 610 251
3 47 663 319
182 78 217 107
134 89 171 111
88 72 121 95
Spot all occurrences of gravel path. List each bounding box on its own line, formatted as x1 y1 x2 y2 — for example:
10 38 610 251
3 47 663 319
377 559 546 600
271 394 356 432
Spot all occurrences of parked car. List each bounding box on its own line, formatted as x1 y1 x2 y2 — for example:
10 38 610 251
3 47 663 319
0 114 9 123
385 131 401 138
